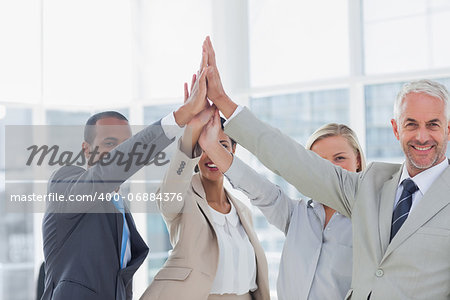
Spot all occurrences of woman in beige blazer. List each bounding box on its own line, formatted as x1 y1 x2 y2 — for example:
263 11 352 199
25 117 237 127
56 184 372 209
140 88 269 299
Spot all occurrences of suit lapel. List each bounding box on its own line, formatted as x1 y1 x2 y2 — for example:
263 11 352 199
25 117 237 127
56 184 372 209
378 167 402 257
228 195 254 242
384 166 450 259
191 174 215 229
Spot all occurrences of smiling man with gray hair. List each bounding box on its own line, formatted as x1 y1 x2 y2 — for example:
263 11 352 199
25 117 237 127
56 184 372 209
207 60 450 299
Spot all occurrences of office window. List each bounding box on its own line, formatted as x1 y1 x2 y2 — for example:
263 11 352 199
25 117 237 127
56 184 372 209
364 0 450 74
0 107 34 300
144 105 178 125
0 1 41 102
46 110 91 125
43 0 133 106
133 0 212 100
249 0 349 87
252 89 350 142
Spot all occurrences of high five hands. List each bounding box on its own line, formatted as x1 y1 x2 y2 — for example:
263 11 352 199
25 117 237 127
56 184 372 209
174 36 236 127
202 36 238 119
180 36 237 170
184 36 238 128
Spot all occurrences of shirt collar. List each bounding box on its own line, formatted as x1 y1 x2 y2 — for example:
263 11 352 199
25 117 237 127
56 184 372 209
208 200 239 227
399 158 449 195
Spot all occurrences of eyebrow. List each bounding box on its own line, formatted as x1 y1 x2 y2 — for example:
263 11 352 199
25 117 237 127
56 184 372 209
219 140 230 145
426 119 442 124
404 118 418 123
404 118 442 124
103 137 119 142
333 152 346 157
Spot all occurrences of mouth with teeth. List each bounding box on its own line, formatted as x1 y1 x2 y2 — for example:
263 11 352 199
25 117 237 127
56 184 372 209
205 162 219 171
410 144 434 152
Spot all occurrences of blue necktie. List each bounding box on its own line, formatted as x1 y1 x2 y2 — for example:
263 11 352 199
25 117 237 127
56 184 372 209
390 178 418 241
113 193 130 268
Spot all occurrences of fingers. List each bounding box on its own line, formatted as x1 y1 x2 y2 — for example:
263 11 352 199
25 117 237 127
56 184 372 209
200 42 208 71
198 67 207 87
184 82 189 103
190 74 196 93
206 36 216 67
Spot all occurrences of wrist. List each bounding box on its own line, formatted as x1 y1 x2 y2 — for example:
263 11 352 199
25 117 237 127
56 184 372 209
174 105 194 127
216 94 237 119
202 140 224 158
205 142 233 173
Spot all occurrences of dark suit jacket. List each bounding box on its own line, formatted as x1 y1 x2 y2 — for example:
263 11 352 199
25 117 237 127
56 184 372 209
41 121 173 300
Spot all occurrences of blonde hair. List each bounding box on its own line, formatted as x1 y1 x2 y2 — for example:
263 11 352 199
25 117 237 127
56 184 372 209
306 123 366 172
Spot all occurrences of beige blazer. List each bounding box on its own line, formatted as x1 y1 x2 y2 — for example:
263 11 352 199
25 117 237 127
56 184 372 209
224 107 450 300
140 142 270 300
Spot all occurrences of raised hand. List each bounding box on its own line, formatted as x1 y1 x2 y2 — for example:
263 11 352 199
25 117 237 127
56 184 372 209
203 36 238 118
174 48 209 126
180 76 214 156
184 74 213 130
203 37 226 101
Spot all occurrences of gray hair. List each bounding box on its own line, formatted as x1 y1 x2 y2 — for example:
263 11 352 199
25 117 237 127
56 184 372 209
305 123 366 172
394 79 449 121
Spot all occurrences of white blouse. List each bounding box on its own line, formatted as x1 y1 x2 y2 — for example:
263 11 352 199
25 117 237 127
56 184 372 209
208 201 258 295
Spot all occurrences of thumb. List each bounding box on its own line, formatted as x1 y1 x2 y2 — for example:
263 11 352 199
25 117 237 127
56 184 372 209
183 82 189 103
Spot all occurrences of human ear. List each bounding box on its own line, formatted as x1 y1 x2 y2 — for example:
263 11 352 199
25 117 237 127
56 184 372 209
82 141 91 159
391 119 400 140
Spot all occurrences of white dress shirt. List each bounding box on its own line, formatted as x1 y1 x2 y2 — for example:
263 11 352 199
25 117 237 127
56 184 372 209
223 105 243 126
225 156 352 300
161 111 184 140
208 201 258 295
394 158 449 211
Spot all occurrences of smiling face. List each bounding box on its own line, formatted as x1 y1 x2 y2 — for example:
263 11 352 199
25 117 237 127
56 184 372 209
198 129 236 182
82 117 132 166
310 135 360 172
391 92 450 177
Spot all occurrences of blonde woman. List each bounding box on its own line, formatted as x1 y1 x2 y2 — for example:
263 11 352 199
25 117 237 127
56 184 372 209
199 110 366 300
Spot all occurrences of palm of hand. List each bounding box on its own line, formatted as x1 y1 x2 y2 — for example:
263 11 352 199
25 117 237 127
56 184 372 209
206 66 225 102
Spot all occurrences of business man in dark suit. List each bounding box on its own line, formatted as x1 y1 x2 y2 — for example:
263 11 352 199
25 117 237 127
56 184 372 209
41 60 210 299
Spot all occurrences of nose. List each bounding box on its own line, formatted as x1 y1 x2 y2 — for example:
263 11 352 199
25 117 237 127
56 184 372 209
415 125 431 144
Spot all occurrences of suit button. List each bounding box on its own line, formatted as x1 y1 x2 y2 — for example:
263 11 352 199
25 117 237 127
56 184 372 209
375 269 384 277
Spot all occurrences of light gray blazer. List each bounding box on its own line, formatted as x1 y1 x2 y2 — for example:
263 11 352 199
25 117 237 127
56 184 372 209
224 107 450 300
